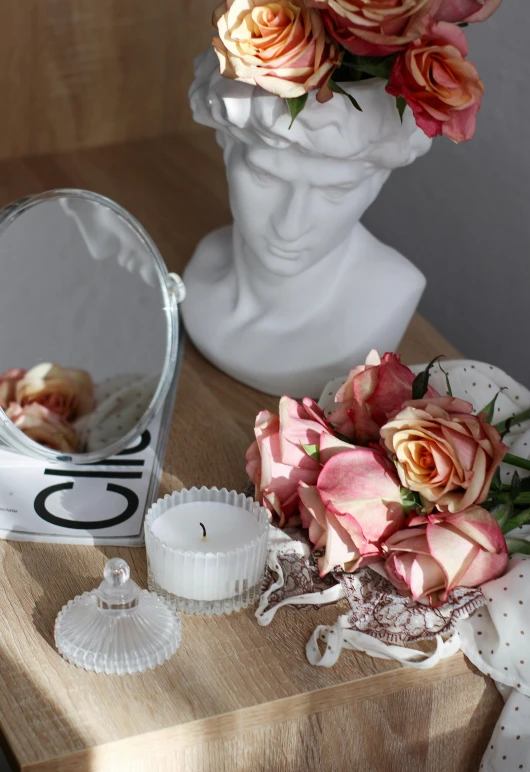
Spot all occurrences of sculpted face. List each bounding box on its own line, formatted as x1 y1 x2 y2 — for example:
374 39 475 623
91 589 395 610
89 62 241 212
226 143 389 277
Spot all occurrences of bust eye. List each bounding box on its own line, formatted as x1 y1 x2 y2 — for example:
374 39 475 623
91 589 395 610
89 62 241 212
249 165 275 185
320 186 352 201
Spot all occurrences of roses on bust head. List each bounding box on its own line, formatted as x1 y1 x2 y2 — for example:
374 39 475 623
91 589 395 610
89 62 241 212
16 363 94 422
7 403 80 453
383 507 508 606
329 349 438 443
212 0 342 99
435 0 503 23
380 395 508 513
306 0 437 57
299 447 405 575
246 395 338 527
0 368 26 410
386 20 484 143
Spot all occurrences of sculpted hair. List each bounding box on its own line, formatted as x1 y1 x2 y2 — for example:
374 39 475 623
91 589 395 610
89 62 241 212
190 49 431 170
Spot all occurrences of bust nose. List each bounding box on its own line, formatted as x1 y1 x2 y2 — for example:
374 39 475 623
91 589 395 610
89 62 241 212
271 184 310 243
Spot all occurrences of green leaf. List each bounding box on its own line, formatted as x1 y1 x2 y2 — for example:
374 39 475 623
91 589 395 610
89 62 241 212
490 502 513 531
400 487 423 515
347 54 396 81
480 388 506 423
505 536 530 556
412 356 445 400
328 80 362 111
285 94 308 128
503 507 530 534
301 443 320 462
395 96 407 124
510 470 522 502
519 477 530 493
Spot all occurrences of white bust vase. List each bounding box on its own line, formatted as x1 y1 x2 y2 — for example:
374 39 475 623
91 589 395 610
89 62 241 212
183 49 432 398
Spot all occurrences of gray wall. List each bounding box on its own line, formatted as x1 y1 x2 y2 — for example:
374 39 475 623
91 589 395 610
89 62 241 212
363 0 529 385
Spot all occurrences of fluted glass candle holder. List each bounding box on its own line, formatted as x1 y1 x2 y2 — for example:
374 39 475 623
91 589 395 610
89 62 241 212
145 487 269 616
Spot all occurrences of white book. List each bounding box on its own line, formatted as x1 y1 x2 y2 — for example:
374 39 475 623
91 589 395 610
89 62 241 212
0 385 177 546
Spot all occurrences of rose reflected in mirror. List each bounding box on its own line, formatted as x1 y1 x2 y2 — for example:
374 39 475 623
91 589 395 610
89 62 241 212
7 403 80 453
0 363 95 453
16 364 95 421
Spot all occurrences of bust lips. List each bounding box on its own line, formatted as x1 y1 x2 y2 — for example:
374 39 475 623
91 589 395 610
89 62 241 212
267 242 303 259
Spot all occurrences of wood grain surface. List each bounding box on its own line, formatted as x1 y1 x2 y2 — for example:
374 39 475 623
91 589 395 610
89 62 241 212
0 0 213 161
0 133 499 772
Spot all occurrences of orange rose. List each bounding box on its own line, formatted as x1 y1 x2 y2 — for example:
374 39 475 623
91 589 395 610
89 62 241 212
307 0 436 57
213 0 342 98
386 20 484 143
380 396 508 513
16 363 94 422
7 403 80 453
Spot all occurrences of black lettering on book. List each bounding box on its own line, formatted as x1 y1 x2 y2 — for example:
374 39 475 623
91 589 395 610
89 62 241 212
34 482 139 530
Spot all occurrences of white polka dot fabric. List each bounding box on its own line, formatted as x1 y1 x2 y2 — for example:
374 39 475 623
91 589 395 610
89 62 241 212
75 373 158 451
459 552 530 696
459 551 530 771
319 360 530 770
478 689 530 771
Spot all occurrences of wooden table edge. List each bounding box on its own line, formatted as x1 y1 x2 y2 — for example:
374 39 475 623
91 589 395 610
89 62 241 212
23 654 472 772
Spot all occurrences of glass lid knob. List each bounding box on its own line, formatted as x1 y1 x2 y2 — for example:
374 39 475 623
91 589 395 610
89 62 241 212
55 558 181 674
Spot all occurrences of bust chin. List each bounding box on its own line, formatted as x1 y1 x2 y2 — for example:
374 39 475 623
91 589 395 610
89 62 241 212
183 49 431 397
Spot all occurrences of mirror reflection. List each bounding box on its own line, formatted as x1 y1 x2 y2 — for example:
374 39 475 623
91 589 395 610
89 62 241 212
0 191 173 458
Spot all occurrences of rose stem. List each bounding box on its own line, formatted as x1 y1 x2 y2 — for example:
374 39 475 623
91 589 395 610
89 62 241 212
495 407 530 434
503 453 530 472
200 522 207 540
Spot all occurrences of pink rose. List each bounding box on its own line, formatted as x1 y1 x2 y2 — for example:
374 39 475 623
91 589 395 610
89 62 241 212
7 403 80 453
300 483 379 575
16 363 94 421
386 20 484 143
212 0 342 99
307 0 436 57
329 350 438 443
0 368 26 410
436 0 502 23
300 447 405 575
380 396 508 513
383 507 508 606
246 395 337 527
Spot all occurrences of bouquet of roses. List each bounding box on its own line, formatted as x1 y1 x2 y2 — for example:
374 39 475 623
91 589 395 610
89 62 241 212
247 351 530 607
210 0 501 143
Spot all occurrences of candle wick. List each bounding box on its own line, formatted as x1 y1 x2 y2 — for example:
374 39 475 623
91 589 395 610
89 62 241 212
200 522 207 540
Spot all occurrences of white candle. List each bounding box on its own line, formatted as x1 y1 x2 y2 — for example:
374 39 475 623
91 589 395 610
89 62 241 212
147 499 266 602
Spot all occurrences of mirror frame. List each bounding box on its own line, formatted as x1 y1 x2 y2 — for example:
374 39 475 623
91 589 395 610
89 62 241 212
0 189 182 464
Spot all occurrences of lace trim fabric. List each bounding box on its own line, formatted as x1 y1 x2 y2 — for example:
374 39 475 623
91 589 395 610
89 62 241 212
257 540 485 645
336 567 485 643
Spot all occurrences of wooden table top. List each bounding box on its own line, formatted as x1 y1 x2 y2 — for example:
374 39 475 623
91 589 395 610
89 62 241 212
0 131 498 772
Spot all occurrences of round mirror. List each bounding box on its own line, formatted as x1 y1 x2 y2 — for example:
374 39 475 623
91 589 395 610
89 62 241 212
0 190 182 463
